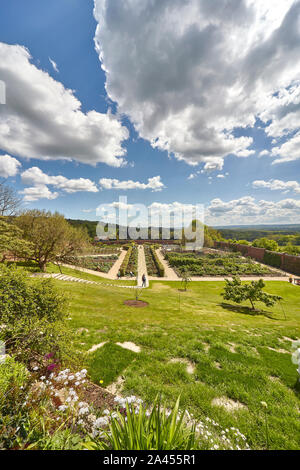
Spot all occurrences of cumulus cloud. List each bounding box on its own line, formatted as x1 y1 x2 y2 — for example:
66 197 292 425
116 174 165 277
0 154 21 177
99 176 165 191
21 167 98 194
94 0 300 166
206 196 300 225
252 178 300 194
20 185 59 202
271 131 300 164
0 42 128 167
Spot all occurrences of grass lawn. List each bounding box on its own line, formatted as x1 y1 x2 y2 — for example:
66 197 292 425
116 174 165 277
51 278 300 450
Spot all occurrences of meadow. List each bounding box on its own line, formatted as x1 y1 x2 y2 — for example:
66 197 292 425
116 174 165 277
52 273 300 450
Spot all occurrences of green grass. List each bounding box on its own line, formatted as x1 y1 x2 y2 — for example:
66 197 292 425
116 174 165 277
9 260 136 286
50 278 300 450
88 343 137 387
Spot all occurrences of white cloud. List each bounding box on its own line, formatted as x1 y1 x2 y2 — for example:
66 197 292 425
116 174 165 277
259 150 270 157
0 154 21 177
99 176 165 192
94 0 300 167
49 57 59 73
20 185 58 202
0 42 129 167
206 195 300 225
271 131 300 164
21 166 98 193
252 178 300 194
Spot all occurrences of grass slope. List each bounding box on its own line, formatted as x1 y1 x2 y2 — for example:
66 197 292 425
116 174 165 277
52 278 300 450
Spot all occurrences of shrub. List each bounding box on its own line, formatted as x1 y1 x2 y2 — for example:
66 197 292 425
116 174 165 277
263 250 282 269
119 247 132 276
0 264 74 365
150 246 165 277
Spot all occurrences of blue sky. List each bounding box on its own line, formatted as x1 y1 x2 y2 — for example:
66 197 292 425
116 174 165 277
0 0 300 226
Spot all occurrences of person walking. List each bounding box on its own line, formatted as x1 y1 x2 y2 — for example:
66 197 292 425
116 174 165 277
142 273 147 287
117 270 121 280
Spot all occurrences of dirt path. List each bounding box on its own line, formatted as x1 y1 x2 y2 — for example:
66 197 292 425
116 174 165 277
108 249 127 279
137 245 149 287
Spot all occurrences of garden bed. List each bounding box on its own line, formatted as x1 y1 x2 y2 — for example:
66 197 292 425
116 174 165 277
69 255 118 273
164 250 284 277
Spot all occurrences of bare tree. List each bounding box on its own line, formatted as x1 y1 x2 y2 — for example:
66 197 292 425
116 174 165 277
0 181 21 216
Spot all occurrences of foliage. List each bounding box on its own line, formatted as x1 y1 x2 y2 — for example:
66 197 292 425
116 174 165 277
253 238 279 252
263 250 282 269
120 246 132 277
120 245 138 276
86 396 198 450
165 251 273 277
0 360 88 450
222 276 282 310
0 217 32 261
15 210 90 272
150 246 165 277
0 264 72 365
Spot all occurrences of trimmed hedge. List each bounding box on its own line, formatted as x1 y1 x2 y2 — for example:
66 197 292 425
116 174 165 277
120 246 133 276
151 246 165 277
263 250 282 269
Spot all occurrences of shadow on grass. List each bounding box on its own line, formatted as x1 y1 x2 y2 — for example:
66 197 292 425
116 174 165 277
6 260 41 273
220 302 276 320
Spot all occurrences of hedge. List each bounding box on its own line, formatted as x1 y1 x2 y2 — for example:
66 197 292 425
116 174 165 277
151 246 165 277
263 250 282 269
120 246 133 276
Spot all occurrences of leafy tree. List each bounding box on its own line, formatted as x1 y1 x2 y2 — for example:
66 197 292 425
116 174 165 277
236 240 250 245
222 276 282 310
0 217 32 262
253 238 279 252
0 181 21 216
15 210 90 272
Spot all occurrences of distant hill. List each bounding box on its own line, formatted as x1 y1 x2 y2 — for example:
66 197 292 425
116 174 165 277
214 224 300 231
215 224 300 242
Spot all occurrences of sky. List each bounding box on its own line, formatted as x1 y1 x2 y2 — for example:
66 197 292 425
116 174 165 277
0 0 300 227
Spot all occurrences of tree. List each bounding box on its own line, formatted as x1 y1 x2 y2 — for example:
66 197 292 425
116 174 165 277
0 217 32 262
0 181 21 216
181 268 191 291
222 276 282 311
253 238 279 252
15 210 90 272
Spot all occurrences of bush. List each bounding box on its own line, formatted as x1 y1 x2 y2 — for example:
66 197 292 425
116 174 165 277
150 246 165 277
0 264 74 365
263 250 282 269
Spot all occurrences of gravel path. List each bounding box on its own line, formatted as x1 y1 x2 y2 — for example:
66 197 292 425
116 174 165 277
137 245 149 287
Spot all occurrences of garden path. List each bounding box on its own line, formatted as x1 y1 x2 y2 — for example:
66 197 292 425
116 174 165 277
137 245 149 287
